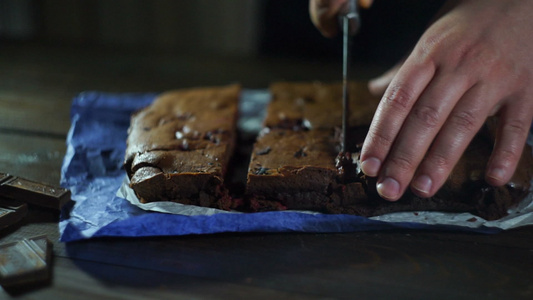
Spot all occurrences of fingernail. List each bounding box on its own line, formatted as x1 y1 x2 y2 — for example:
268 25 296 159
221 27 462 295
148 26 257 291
361 157 381 177
412 175 432 195
488 168 506 182
377 177 400 201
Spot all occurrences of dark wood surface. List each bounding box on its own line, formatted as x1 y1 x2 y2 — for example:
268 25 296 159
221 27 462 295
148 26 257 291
0 43 531 300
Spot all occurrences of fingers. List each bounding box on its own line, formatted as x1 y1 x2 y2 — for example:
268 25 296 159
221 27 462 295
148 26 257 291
410 83 492 197
309 0 347 37
371 71 473 201
358 0 533 202
365 66 531 200
360 54 436 180
485 96 533 186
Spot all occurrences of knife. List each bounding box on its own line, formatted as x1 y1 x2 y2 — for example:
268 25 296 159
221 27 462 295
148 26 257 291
339 0 360 152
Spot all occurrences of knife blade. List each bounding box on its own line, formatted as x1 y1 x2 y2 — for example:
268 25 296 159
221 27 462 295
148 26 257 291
339 0 360 152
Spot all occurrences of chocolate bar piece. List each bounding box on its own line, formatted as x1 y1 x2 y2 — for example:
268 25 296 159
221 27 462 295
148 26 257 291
124 84 240 209
0 176 71 210
0 173 12 185
0 235 52 288
246 81 533 220
0 198 27 229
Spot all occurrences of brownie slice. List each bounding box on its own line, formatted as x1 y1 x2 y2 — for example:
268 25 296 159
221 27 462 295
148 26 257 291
246 81 533 220
247 128 368 212
247 81 379 211
124 84 240 209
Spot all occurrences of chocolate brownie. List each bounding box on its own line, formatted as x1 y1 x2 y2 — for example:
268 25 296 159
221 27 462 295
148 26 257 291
246 81 533 220
124 84 240 209
247 127 368 212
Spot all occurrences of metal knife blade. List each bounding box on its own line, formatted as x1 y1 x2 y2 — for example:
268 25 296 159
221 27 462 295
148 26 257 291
340 0 360 152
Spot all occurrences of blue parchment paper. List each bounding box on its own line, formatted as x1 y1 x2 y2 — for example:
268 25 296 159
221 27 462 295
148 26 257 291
59 90 533 242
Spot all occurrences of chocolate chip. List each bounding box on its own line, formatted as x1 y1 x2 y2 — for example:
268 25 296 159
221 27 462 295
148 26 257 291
254 167 270 175
180 139 189 151
256 147 271 155
143 127 151 131
295 97 315 106
176 112 193 121
190 131 201 140
294 148 307 158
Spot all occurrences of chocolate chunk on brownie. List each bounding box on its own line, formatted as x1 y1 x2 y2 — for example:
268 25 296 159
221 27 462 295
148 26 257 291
124 84 240 209
246 81 533 220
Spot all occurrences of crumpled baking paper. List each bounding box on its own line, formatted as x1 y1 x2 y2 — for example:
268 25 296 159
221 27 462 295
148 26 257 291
59 90 533 242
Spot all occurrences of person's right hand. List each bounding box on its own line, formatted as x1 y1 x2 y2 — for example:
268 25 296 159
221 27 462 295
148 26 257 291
309 0 373 37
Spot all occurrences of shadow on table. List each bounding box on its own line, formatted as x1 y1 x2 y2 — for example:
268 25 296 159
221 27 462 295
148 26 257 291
63 230 532 298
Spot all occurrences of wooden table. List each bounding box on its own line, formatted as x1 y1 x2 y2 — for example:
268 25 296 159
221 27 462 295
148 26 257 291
1 43 531 300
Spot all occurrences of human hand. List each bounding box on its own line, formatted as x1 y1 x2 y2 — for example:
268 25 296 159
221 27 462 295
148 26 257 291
360 0 533 201
309 0 373 37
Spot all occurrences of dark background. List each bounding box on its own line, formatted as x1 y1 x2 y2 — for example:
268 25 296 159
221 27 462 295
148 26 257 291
1 0 444 68
261 0 444 66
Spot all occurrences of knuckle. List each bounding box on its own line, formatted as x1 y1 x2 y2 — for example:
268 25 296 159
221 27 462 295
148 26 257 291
388 153 416 173
367 130 395 148
503 118 528 136
382 85 414 111
425 152 451 174
496 147 520 165
454 43 500 76
412 104 441 128
452 43 479 65
450 110 479 133
417 32 444 59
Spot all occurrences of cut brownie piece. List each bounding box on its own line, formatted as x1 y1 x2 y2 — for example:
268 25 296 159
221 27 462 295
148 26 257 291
246 81 533 220
247 128 368 212
124 84 240 209
248 81 379 212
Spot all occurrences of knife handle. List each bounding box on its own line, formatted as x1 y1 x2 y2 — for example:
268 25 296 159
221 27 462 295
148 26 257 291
338 0 360 36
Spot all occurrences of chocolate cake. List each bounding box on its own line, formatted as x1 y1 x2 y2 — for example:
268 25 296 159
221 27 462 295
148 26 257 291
246 81 533 220
124 84 240 209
